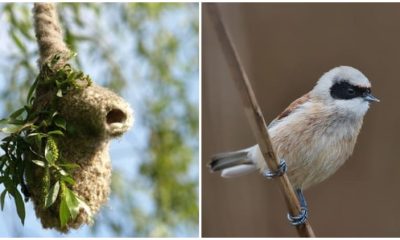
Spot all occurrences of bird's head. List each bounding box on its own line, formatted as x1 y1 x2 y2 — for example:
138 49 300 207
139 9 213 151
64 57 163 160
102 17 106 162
312 66 379 118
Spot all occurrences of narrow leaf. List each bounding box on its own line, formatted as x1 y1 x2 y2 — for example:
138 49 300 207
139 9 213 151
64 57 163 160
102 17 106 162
59 198 70 227
45 181 60 208
10 108 25 119
59 163 80 170
27 132 46 138
13 190 25 225
1 125 22 134
54 117 66 130
61 175 76 185
27 76 39 103
47 130 64 136
3 176 13 192
56 89 63 97
10 31 27 53
0 190 6 210
59 169 68 176
31 160 45 167
0 118 9 125
64 188 80 219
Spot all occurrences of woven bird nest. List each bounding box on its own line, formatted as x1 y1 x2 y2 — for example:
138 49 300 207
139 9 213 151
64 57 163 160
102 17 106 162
0 3 133 232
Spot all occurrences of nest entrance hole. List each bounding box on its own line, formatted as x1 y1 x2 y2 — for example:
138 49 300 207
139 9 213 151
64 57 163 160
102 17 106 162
106 109 127 124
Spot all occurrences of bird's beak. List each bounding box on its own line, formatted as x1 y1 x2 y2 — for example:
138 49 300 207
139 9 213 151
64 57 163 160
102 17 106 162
364 93 380 103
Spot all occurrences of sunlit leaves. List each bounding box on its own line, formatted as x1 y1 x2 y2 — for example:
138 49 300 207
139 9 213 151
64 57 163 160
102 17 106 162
0 54 87 227
45 181 60 208
1 124 23 134
132 2 199 236
59 197 69 227
59 184 90 227
60 175 75 185
64 187 80 219
32 160 45 167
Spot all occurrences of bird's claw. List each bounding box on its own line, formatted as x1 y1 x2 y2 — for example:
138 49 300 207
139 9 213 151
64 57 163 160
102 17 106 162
287 207 308 226
263 159 287 179
263 162 309 226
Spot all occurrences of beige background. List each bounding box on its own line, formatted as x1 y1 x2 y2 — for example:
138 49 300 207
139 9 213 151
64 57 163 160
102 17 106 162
202 3 400 237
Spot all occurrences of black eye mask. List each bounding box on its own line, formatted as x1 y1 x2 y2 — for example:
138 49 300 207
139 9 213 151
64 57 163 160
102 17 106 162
330 81 371 100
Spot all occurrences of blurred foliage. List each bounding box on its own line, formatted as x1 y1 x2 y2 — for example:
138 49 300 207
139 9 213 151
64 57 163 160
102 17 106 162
0 2 198 237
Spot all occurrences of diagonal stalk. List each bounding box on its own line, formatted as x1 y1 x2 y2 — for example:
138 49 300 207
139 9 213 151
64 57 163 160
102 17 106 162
206 3 315 237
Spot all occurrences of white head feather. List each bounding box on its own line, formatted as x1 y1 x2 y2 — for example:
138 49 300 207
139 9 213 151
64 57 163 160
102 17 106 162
311 66 373 118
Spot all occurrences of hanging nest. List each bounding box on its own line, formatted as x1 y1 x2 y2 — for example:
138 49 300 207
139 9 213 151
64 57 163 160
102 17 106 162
0 3 133 232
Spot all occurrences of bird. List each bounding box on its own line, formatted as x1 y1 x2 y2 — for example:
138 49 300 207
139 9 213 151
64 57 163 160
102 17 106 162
208 66 379 225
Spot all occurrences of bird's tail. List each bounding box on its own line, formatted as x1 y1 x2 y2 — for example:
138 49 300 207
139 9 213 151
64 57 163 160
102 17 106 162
208 147 257 178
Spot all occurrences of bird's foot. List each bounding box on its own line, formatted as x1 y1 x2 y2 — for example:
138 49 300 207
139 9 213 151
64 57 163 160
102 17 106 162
263 159 287 179
287 189 309 225
287 207 308 226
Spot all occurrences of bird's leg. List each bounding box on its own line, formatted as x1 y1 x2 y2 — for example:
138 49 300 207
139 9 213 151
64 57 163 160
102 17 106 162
263 159 287 178
262 160 308 225
287 188 308 226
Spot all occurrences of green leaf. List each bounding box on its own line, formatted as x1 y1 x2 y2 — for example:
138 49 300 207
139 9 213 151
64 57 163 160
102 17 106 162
54 117 66 130
56 89 63 97
58 168 68 176
10 31 27 53
0 118 9 125
64 188 80 219
27 75 40 103
45 181 60 208
2 177 13 193
59 163 80 170
61 175 76 185
1 125 22 134
0 190 6 210
9 108 25 119
13 190 25 225
0 118 23 126
31 160 45 167
59 197 70 227
27 132 46 138
7 119 25 125
47 130 64 136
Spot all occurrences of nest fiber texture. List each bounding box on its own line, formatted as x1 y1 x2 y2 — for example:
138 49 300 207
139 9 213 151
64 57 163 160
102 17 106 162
29 84 133 231
33 3 70 68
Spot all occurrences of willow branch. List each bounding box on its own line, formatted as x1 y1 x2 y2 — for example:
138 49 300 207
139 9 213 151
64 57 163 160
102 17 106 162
206 3 315 237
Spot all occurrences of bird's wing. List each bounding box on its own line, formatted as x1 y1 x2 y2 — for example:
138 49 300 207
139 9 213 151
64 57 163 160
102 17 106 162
268 92 311 129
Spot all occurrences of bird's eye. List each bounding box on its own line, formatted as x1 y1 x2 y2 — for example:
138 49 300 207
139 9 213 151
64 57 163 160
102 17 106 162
330 81 363 100
347 88 355 95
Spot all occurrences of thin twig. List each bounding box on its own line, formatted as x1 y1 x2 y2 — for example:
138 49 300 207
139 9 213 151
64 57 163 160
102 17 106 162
206 3 316 237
